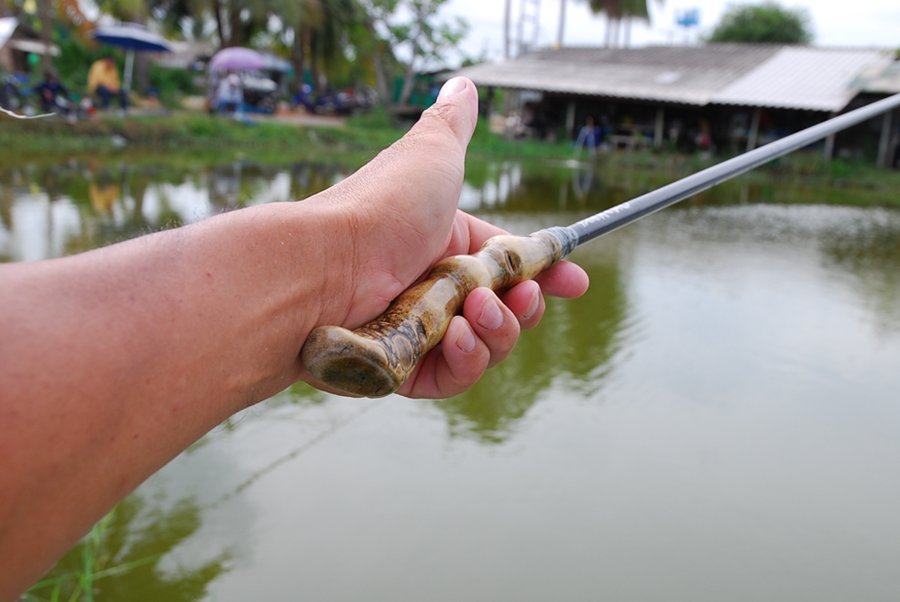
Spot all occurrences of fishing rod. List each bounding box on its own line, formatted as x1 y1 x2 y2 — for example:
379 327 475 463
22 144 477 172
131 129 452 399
301 92 900 397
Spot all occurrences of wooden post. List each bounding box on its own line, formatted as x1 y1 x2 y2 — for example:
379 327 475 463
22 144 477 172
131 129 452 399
654 107 665 148
566 100 576 137
746 108 760 152
877 108 895 168
823 112 837 160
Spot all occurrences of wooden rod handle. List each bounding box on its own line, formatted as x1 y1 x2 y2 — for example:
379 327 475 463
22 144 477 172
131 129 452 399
300 227 577 397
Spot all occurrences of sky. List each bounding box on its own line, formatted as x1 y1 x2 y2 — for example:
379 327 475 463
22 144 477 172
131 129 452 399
441 0 900 62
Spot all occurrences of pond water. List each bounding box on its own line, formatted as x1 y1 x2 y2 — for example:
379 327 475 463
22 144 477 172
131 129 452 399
5 155 900 601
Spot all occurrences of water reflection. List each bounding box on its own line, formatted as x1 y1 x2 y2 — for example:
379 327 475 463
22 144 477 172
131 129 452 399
27 496 228 602
461 159 711 215
819 211 900 332
435 258 628 443
0 159 350 262
7 155 900 601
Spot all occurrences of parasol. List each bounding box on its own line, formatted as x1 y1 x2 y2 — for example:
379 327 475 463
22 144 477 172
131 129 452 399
209 47 267 73
91 23 172 92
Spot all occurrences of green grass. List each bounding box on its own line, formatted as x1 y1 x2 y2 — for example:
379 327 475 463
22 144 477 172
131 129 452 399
2 110 898 208
21 508 158 602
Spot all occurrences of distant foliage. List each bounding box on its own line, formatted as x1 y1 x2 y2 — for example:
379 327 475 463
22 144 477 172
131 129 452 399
708 2 812 44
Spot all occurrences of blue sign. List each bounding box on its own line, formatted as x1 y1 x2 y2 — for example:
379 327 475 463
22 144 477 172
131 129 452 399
676 8 700 27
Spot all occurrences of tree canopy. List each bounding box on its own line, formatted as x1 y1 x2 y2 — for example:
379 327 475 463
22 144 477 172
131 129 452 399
3 0 469 108
707 2 813 45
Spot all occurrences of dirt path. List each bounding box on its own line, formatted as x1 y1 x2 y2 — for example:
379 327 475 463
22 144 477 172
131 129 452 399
258 111 347 128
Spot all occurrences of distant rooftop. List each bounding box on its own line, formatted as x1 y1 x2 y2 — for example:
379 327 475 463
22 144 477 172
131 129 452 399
455 44 895 112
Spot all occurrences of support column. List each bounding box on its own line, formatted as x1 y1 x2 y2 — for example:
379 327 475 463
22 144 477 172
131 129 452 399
877 108 895 168
746 108 760 152
654 107 665 148
823 112 837 161
565 100 576 137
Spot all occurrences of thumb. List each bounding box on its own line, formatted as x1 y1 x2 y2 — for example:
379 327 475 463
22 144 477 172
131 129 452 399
415 76 479 148
305 77 480 326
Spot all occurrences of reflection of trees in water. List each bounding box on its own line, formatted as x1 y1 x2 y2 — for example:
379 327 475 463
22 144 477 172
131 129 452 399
433 256 628 444
291 161 350 199
27 386 336 601
1 159 353 261
819 218 900 330
462 159 698 214
206 161 349 209
461 156 891 217
28 497 228 602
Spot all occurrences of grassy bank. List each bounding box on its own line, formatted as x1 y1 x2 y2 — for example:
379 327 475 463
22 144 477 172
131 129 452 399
0 109 575 161
2 109 898 208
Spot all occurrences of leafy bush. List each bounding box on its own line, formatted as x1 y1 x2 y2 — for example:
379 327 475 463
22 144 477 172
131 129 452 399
149 65 198 107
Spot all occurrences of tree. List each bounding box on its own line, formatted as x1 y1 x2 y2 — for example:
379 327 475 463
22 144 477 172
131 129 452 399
36 0 54 71
363 0 467 107
578 0 659 48
708 2 812 45
294 0 361 94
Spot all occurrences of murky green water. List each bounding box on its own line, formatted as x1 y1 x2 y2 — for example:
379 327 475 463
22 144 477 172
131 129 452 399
5 156 900 601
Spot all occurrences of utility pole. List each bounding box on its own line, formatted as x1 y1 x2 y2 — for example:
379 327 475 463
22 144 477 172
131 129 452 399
504 0 512 59
516 0 541 56
557 0 567 48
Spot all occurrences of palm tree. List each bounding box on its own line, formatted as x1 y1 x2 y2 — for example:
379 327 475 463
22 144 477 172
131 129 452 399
579 0 658 48
275 0 360 95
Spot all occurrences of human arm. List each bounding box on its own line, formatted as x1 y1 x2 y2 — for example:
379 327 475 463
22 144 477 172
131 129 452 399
0 77 588 597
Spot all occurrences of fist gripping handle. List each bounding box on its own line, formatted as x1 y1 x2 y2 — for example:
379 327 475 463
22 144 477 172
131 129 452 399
300 227 577 397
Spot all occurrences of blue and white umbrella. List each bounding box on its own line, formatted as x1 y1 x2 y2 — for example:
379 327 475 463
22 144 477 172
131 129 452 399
91 23 172 92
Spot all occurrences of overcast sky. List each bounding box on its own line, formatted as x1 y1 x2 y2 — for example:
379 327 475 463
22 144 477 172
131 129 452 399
442 0 900 62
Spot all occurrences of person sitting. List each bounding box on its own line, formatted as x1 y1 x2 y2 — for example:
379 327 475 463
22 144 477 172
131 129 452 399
87 58 128 111
33 70 71 115
214 73 243 115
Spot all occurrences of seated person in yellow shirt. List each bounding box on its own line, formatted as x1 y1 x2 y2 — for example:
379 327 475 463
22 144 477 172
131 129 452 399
87 58 128 110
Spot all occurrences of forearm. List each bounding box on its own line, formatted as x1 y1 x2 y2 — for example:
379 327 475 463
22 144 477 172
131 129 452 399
0 77 570 598
0 199 343 596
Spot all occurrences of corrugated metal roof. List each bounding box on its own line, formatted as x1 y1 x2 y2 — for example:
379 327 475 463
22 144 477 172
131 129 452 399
856 60 900 95
713 47 893 111
456 45 780 105
454 45 894 111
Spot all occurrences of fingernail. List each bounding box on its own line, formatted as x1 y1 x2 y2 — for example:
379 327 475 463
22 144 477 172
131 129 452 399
456 323 476 353
477 296 504 331
437 77 467 102
522 291 541 321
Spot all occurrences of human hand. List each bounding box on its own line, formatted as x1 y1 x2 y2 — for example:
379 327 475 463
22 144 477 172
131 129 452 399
302 77 589 398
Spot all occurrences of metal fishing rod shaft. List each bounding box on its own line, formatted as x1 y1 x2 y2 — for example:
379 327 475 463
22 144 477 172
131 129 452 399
302 93 900 397
567 92 900 246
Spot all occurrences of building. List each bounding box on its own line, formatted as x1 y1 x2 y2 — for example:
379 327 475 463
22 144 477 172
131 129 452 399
455 44 899 166
0 17 59 73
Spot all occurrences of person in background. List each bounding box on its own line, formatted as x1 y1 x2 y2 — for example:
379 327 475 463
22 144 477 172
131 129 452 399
33 69 71 115
215 72 243 115
87 58 128 111
575 116 602 156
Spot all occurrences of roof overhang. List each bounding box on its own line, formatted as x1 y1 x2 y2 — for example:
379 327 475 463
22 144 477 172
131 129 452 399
454 45 895 113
